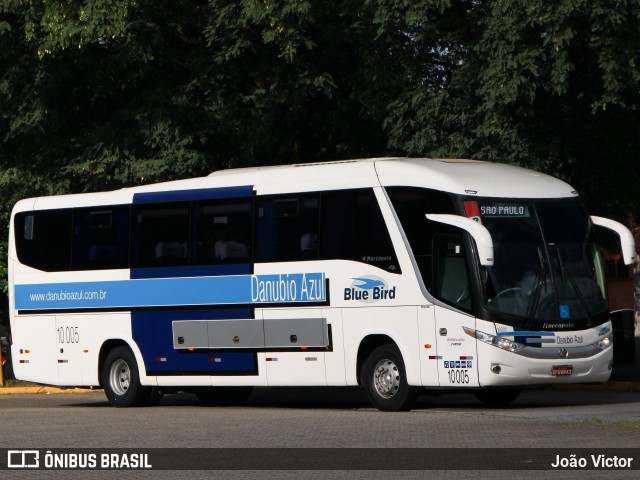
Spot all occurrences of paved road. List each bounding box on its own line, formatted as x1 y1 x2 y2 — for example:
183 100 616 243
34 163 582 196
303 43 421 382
1 387 639 479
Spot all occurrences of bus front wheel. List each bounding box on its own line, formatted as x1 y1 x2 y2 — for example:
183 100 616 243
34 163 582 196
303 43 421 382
362 344 417 411
102 346 151 407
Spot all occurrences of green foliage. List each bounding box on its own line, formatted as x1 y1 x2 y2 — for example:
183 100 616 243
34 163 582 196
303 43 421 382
376 0 640 218
0 1 639 331
13 0 134 58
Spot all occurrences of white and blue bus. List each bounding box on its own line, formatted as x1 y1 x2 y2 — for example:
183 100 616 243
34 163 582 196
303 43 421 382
7 158 637 410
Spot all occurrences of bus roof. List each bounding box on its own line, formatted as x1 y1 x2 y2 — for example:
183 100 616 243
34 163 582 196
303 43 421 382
14 158 578 211
374 158 577 198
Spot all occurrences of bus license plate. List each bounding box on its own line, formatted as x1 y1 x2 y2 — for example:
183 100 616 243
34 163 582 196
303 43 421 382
551 365 573 376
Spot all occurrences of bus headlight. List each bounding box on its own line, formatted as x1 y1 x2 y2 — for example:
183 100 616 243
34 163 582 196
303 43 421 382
595 334 613 351
463 327 526 353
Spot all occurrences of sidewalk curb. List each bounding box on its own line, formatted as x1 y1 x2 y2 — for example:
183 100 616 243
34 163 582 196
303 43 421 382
0 386 102 395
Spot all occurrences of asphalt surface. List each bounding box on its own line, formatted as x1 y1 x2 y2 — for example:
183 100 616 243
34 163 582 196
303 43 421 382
1 387 639 479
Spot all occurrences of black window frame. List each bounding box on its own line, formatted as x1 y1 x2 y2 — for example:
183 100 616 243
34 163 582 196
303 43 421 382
14 209 73 272
72 205 131 271
254 188 400 273
192 197 254 265
13 187 402 274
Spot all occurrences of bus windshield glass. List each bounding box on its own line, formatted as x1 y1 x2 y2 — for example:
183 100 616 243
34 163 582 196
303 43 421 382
470 200 608 329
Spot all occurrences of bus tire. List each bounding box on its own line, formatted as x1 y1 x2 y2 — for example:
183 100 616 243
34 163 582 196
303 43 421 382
102 346 151 407
475 389 520 407
362 344 417 411
195 387 253 406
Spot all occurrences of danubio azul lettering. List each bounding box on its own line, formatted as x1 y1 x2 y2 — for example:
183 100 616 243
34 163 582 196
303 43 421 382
251 273 325 303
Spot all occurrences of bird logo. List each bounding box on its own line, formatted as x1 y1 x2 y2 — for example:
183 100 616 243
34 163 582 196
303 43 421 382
351 277 385 290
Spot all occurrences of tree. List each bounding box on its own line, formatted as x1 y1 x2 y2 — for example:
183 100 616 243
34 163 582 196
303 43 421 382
1 1 400 195
5 1 638 213
1 1 639 327
376 0 640 219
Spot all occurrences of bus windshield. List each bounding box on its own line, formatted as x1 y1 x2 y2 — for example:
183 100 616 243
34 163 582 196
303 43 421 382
472 199 608 329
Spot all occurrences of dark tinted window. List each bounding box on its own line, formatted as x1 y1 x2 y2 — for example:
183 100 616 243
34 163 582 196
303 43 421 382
387 187 457 289
320 189 399 272
15 209 73 271
72 207 130 270
13 189 401 273
132 203 190 268
433 234 473 312
256 194 320 261
254 189 399 271
193 199 253 264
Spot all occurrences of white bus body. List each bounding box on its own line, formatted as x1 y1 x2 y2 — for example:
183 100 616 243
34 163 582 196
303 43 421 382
8 158 636 410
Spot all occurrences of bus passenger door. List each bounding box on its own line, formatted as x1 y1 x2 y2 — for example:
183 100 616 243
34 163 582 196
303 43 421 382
432 234 479 387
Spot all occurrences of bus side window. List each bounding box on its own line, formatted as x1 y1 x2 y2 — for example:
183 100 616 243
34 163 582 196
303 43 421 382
14 209 73 272
72 207 130 270
433 234 472 312
255 188 398 271
255 194 319 262
387 187 457 290
320 189 399 272
193 198 253 265
132 203 190 268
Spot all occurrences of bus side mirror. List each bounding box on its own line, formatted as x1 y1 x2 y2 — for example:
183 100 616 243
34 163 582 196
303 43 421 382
426 214 494 266
591 216 638 265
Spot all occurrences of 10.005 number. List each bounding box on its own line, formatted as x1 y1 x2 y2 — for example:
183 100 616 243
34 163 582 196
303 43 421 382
447 369 469 384
56 326 79 344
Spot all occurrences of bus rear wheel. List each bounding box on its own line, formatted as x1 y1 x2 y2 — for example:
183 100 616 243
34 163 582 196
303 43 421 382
102 346 151 407
362 344 417 411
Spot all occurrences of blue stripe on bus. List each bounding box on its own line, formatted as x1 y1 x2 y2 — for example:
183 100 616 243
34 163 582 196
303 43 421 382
132 185 254 204
132 308 256 375
14 272 326 310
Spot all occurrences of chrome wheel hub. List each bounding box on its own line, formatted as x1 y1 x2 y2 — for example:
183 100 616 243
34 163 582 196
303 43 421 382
373 358 400 398
109 359 131 396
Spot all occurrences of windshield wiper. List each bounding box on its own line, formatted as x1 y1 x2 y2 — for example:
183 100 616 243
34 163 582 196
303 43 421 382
525 246 547 330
